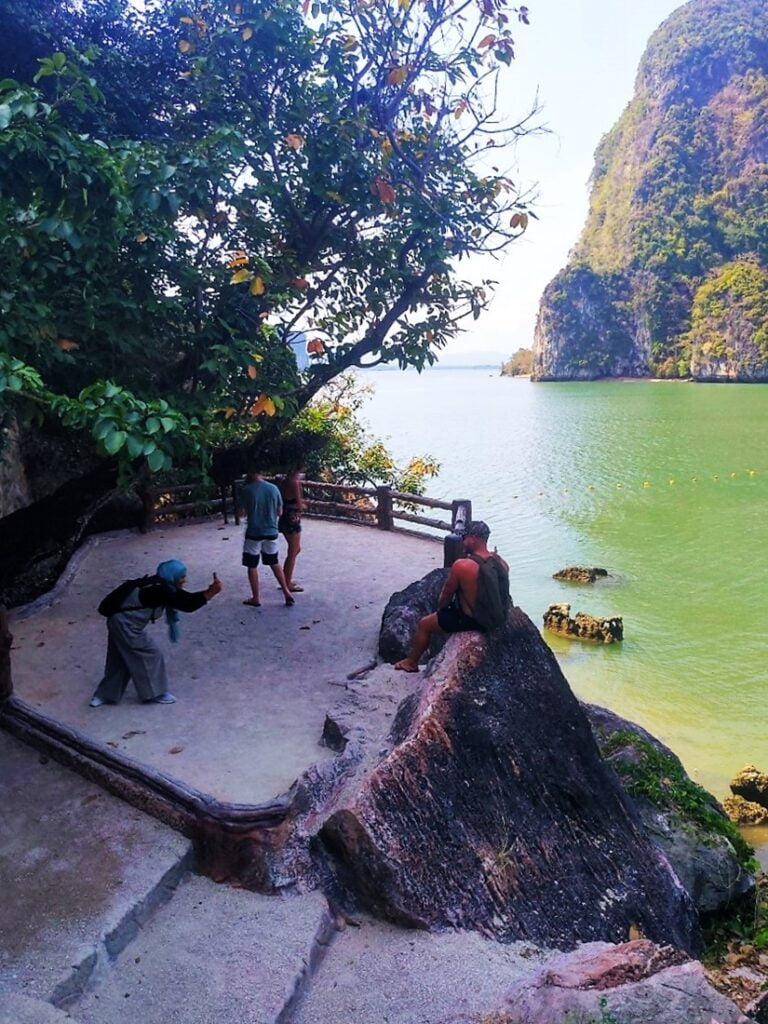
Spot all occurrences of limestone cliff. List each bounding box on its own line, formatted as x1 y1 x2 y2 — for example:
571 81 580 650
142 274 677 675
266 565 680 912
533 0 768 382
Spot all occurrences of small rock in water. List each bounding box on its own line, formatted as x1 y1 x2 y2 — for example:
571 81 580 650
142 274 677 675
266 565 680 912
553 566 609 583
543 603 623 644
730 765 768 811
723 794 768 826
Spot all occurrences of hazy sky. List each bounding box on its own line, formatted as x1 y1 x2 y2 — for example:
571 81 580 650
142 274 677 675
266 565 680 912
452 0 685 356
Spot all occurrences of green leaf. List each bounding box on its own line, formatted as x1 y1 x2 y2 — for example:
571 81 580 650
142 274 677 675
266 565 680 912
145 417 161 434
126 435 144 459
103 429 127 455
146 448 165 472
0 104 12 130
159 416 175 433
7 374 22 391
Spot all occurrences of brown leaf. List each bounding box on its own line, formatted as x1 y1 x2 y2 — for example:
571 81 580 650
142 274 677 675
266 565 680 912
371 178 396 204
387 66 409 87
56 338 79 351
285 133 305 150
169 745 185 754
246 364 258 380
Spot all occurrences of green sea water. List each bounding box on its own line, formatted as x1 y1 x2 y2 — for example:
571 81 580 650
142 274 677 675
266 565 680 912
360 371 768 804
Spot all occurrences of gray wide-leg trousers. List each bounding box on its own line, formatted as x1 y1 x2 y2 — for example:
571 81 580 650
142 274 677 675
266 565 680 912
92 618 169 703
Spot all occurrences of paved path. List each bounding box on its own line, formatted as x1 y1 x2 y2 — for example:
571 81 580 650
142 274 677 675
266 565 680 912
0 732 191 1005
9 519 440 805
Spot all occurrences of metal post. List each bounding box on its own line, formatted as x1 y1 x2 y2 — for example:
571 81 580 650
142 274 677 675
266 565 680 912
376 486 393 530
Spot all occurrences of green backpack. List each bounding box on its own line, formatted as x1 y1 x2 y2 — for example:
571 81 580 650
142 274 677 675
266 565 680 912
470 554 511 631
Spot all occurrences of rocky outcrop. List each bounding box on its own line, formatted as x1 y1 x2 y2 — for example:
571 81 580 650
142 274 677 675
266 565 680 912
731 765 768 809
544 603 623 643
533 0 768 382
487 941 752 1024
586 705 754 915
378 567 449 663
554 566 609 583
319 610 700 953
724 795 768 826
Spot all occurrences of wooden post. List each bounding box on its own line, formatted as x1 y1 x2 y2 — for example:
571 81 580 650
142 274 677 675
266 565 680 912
232 481 240 526
0 606 13 702
451 499 472 535
220 486 228 525
376 486 393 530
443 533 464 568
444 499 473 568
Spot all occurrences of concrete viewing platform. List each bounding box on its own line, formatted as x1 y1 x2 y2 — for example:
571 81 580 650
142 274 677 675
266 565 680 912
7 518 441 807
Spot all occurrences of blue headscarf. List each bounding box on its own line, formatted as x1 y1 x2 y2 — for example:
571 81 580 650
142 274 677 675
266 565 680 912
156 559 187 644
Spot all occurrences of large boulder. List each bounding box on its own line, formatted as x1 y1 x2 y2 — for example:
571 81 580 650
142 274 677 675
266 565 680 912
586 704 754 915
494 941 752 1024
320 609 700 953
378 567 449 663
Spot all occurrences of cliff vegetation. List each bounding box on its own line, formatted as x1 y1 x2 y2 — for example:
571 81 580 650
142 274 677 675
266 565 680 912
533 0 768 381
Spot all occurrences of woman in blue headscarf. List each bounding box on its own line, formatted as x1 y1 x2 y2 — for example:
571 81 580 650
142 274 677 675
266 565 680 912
89 560 222 707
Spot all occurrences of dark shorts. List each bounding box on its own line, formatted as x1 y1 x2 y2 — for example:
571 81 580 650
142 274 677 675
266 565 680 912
279 512 302 536
437 605 484 634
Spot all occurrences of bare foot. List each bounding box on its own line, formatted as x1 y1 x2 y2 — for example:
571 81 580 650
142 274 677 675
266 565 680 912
277 584 304 592
242 598 261 607
394 659 419 673
284 595 295 607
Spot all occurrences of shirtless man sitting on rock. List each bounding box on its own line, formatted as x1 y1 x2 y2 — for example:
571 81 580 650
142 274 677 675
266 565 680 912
395 521 510 673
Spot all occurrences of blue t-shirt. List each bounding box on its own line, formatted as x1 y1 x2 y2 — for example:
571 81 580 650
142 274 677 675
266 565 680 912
239 479 281 538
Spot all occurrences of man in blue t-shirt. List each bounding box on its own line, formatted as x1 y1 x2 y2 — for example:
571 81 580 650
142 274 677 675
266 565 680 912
238 465 295 607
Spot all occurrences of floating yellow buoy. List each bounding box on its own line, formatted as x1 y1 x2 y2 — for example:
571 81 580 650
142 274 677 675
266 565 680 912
642 481 650 488
617 483 623 488
668 479 675 485
713 475 719 481
749 470 757 477
691 477 698 483
730 472 737 479
587 485 594 490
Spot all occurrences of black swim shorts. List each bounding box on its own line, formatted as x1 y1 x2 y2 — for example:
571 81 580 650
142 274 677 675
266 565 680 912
437 605 484 634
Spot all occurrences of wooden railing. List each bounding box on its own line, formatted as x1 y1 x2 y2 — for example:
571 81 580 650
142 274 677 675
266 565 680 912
148 479 473 567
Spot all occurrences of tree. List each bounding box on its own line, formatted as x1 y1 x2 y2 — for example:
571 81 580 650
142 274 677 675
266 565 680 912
1 0 536 475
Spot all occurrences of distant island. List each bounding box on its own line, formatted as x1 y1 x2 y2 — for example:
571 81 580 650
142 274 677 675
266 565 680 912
533 0 768 383
500 348 533 377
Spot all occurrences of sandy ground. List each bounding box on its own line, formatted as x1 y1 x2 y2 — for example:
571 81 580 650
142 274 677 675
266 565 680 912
8 518 440 805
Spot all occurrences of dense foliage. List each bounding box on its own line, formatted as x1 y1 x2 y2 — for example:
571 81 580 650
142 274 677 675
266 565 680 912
534 0 768 381
0 0 535 478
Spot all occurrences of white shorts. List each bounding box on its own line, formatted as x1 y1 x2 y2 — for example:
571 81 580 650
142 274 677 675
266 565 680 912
242 537 279 567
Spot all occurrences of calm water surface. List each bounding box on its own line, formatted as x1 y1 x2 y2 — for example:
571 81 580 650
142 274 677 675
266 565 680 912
360 370 768 803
